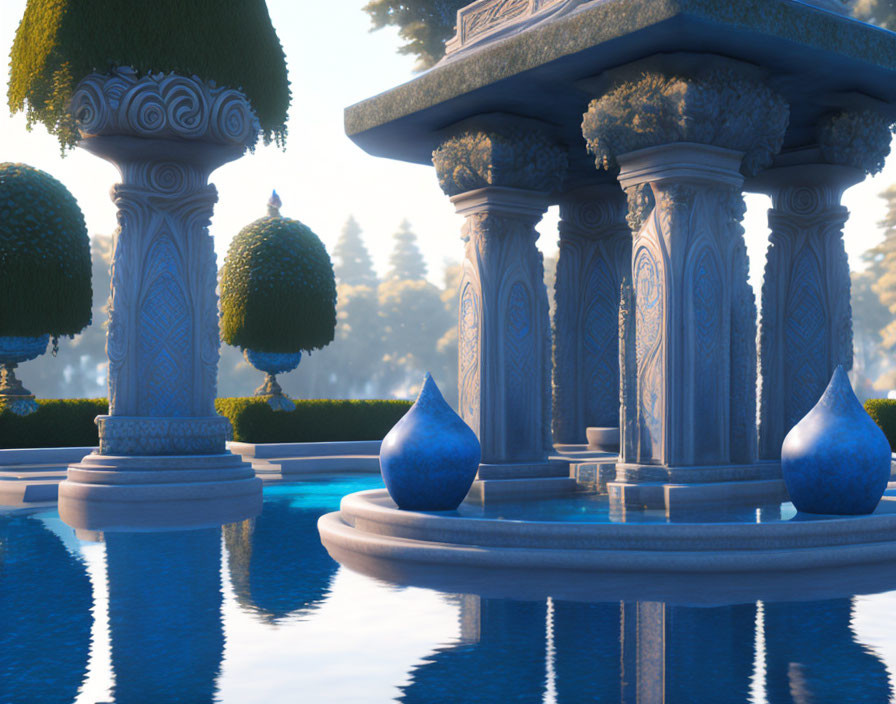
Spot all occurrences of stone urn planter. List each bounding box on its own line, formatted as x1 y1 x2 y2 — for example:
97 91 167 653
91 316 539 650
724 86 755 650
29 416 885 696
58 68 262 526
0 335 49 416
243 349 301 411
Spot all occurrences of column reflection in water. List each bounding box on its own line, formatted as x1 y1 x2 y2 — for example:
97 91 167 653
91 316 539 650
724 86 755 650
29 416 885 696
764 598 892 703
223 496 339 622
0 515 92 704
104 528 223 704
553 600 622 702
399 597 547 703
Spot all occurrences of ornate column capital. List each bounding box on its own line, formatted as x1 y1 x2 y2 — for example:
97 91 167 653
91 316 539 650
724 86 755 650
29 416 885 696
817 110 894 176
71 67 260 149
582 66 788 177
432 127 567 197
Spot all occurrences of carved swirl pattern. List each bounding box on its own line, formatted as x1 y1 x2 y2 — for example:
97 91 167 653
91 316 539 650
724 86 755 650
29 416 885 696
459 281 481 434
633 244 664 458
583 67 788 176
71 67 260 146
433 128 567 196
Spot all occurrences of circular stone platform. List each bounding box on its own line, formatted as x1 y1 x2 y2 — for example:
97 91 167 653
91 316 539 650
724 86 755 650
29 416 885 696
58 452 262 531
319 489 896 604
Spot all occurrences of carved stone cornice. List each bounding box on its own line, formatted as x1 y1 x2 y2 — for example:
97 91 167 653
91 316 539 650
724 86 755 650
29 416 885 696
817 110 894 175
433 128 567 196
70 67 260 148
582 68 788 176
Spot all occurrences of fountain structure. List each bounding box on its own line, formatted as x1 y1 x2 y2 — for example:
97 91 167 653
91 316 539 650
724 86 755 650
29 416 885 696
320 0 896 578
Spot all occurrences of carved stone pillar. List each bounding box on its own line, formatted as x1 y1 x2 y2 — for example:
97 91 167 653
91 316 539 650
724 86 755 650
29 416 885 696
58 68 261 520
433 128 567 468
552 184 630 445
582 63 788 499
753 111 893 459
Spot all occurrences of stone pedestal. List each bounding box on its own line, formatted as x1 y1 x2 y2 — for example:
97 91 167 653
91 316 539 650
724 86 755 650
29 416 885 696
552 184 629 444
750 112 893 458
58 68 261 515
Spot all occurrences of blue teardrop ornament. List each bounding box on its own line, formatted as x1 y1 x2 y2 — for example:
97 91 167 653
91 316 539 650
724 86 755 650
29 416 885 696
379 373 481 511
781 366 891 515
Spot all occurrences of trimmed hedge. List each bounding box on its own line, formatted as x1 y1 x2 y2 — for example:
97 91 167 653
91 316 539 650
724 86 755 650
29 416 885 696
865 399 896 452
216 398 411 444
0 399 107 449
0 398 411 448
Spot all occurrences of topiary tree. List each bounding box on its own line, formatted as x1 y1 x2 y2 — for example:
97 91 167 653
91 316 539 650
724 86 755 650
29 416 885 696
220 193 337 410
8 0 291 150
0 162 91 414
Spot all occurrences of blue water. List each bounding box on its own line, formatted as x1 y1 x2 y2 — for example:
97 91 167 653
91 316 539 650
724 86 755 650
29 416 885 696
3 475 896 703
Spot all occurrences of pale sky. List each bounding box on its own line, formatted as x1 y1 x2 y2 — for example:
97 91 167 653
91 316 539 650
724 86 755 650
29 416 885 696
1 0 895 292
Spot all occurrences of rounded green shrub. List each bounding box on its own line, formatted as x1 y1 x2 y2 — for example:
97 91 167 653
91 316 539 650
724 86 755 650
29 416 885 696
0 163 91 338
8 0 290 150
221 215 337 354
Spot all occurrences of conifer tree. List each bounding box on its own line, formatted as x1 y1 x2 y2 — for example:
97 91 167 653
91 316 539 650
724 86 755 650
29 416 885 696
870 186 896 347
333 216 378 287
388 220 427 281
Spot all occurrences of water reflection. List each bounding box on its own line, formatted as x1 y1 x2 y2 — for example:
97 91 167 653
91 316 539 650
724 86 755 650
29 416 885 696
764 599 892 703
4 476 896 702
0 515 92 704
400 598 547 703
103 529 223 704
223 498 338 623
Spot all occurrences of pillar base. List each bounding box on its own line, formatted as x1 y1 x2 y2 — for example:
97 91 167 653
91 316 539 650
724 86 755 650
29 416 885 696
59 452 261 530
609 461 785 512
466 461 576 503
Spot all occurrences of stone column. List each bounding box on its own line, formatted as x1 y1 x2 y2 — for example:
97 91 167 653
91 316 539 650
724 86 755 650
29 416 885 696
552 184 630 445
581 63 788 490
753 111 893 459
58 68 261 519
433 128 567 468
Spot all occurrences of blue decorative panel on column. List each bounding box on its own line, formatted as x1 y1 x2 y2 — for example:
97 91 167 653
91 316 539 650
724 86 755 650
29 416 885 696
138 234 191 417
784 248 827 429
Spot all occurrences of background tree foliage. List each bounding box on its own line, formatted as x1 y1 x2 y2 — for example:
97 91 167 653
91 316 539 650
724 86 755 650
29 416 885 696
363 0 467 70
854 0 896 28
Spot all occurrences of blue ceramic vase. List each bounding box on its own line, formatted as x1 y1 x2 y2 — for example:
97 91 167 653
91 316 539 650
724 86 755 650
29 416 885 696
380 373 481 511
781 366 891 515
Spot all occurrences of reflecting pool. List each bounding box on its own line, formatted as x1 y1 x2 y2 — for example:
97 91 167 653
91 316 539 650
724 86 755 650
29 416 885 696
3 475 896 703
